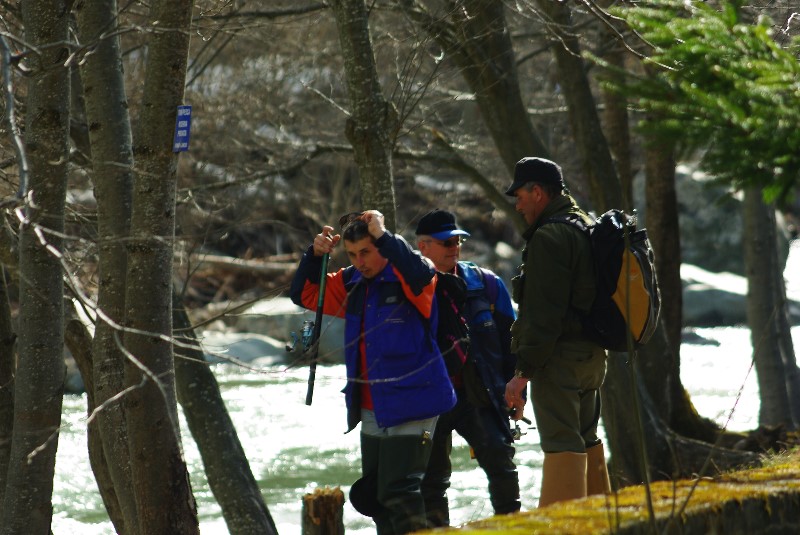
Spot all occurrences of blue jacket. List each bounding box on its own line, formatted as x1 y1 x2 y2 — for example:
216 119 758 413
458 261 517 437
291 231 456 431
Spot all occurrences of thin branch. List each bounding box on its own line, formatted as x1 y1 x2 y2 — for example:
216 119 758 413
201 3 329 21
1 34 27 197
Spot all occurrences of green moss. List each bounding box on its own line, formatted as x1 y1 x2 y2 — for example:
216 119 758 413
415 450 800 533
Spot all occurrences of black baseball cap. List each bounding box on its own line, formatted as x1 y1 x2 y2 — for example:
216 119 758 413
505 157 565 195
349 473 382 517
414 209 471 240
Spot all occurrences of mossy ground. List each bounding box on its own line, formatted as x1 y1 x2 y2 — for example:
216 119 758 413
416 449 800 533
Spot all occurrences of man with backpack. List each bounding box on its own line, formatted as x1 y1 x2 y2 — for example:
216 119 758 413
290 210 456 534
415 209 521 525
503 157 613 507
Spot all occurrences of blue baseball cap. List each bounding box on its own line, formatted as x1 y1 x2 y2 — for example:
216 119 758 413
415 209 471 240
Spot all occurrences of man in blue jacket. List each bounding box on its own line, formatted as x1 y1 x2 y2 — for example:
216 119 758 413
415 209 521 525
290 210 456 534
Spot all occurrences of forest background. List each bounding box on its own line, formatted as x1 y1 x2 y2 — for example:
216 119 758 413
1 0 800 533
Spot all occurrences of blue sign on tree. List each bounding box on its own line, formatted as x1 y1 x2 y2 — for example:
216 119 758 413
173 105 192 152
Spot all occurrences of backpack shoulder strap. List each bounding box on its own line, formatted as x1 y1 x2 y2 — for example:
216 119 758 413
481 268 498 305
461 261 499 313
479 268 499 315
541 213 589 233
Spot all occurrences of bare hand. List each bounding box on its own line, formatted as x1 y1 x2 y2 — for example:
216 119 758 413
362 210 386 239
505 376 529 421
313 226 340 256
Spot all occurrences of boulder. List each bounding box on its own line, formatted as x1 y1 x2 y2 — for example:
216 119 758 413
681 242 800 326
216 296 345 364
681 264 749 326
199 330 288 366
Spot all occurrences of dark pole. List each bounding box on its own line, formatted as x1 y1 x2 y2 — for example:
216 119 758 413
305 253 329 405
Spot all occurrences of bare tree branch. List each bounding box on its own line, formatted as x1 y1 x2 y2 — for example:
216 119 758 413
0 35 26 197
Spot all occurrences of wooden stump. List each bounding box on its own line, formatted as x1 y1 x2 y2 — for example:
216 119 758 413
302 486 345 535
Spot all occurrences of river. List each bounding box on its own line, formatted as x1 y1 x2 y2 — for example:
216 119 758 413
52 241 800 534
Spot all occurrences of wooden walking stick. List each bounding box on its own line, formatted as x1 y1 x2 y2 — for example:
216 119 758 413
305 252 329 405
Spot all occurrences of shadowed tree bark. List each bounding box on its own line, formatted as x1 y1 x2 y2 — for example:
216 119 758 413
596 9 634 211
643 136 682 360
74 0 137 530
533 0 622 210
173 294 278 535
63 305 126 535
743 188 800 429
640 135 723 444
329 0 399 229
0 272 16 508
394 0 551 177
602 337 759 487
0 0 69 530
594 18 713 447
73 2 278 531
123 0 200 531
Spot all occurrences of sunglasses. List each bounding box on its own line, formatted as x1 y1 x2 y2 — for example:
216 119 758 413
339 211 364 228
426 237 464 248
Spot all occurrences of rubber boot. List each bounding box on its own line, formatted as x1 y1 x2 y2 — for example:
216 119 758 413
586 442 612 496
537 451 587 508
350 434 394 534
477 441 520 516
377 433 433 534
421 431 452 527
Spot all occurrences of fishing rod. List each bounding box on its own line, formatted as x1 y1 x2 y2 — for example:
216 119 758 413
304 252 329 406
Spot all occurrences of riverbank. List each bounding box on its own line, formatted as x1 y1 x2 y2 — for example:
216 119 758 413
416 449 800 534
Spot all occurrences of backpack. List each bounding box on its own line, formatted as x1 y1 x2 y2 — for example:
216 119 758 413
542 209 661 352
433 271 471 376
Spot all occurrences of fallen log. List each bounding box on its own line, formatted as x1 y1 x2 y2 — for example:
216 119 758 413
184 252 299 276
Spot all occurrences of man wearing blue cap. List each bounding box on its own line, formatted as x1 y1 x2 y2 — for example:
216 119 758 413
415 209 521 525
503 157 611 507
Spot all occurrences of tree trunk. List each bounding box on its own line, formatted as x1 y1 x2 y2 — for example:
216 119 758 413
452 0 551 170
124 0 199 532
74 0 137 531
0 272 16 507
635 320 724 446
641 136 722 442
597 14 634 212
1 1 69 531
329 0 398 230
743 189 797 429
392 0 531 231
533 0 622 211
776 265 800 424
173 295 278 535
63 309 126 535
602 346 759 488
643 139 681 361
396 0 551 175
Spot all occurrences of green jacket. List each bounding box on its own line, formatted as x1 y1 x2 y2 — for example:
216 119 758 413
510 194 598 376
